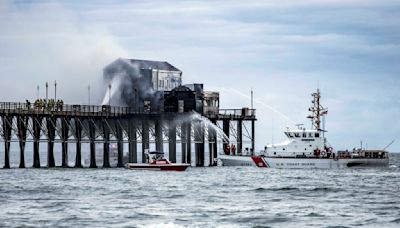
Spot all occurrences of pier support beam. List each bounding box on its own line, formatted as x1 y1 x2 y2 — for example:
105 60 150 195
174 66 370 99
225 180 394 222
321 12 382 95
195 122 205 167
116 122 124 167
168 121 176 163
237 120 243 155
155 120 163 153
128 119 137 163
2 116 12 169
46 117 56 168
142 120 149 163
75 119 83 168
33 117 42 168
208 120 218 166
102 119 111 168
17 116 27 168
61 118 69 167
89 120 97 168
223 120 230 155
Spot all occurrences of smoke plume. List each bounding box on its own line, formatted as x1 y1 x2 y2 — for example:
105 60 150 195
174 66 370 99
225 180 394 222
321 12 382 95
102 58 162 110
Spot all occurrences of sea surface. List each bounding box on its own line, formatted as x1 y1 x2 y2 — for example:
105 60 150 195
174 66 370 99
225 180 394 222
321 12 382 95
0 153 399 227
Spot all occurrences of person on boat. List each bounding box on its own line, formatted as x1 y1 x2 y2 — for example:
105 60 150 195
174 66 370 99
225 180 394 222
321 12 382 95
231 144 236 155
225 144 231 155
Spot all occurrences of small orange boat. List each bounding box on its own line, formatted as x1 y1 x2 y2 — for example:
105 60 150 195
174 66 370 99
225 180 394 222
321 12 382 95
125 151 190 171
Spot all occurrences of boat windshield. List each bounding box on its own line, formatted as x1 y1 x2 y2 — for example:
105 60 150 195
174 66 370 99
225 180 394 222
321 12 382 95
149 151 164 155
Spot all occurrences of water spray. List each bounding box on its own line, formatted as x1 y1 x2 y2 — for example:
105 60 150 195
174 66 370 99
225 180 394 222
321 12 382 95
221 87 297 125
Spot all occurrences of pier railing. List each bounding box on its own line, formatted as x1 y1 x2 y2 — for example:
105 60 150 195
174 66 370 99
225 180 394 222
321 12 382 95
0 102 143 117
216 108 256 119
0 102 256 119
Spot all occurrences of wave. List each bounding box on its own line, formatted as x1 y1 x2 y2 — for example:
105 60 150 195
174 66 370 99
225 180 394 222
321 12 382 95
251 187 341 193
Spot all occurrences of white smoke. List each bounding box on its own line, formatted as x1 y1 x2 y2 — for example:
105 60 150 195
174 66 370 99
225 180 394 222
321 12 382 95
101 58 162 109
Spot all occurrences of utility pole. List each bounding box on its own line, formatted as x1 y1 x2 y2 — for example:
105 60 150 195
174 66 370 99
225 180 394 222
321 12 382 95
37 85 40 99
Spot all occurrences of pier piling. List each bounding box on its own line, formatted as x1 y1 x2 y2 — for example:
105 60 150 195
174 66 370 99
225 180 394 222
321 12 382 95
46 117 56 168
17 116 27 168
89 120 97 168
61 118 69 167
2 116 12 169
222 119 230 154
102 119 111 168
142 120 149 163
237 120 243 154
116 121 124 168
168 121 177 163
128 119 137 163
155 120 163 153
33 117 42 168
195 122 205 167
185 122 192 164
208 121 217 166
74 119 83 168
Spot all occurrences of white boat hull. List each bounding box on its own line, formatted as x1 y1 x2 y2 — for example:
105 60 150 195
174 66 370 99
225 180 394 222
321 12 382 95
264 157 389 168
219 155 389 168
219 155 267 167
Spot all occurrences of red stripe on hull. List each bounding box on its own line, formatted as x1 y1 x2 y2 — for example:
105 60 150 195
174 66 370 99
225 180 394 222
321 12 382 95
251 156 268 168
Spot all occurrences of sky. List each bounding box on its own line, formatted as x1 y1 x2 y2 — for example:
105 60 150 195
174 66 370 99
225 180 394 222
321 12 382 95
0 0 399 152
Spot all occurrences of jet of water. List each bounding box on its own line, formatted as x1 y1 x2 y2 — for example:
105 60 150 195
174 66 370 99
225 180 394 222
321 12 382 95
102 76 122 105
190 111 230 142
176 111 229 142
221 87 297 125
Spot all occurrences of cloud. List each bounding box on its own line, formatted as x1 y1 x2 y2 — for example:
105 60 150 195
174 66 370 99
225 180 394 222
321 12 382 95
0 1 127 103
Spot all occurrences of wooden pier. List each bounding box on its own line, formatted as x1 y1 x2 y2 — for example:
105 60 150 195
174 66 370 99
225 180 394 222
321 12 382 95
0 102 256 168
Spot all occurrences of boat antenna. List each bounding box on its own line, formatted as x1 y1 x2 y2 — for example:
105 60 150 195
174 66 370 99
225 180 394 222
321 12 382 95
383 140 395 150
307 89 328 132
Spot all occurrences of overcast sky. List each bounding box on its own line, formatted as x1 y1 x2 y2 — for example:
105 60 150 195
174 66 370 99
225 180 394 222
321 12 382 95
0 0 399 152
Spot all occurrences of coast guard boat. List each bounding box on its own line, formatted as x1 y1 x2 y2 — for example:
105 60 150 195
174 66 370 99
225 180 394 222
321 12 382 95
219 89 389 168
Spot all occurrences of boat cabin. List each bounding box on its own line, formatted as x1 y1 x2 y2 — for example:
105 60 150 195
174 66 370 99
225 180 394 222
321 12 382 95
146 151 171 164
266 129 332 158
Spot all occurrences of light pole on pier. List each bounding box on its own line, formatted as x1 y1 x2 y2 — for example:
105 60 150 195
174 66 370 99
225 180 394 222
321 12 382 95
88 84 91 105
54 80 57 101
45 82 48 103
251 88 253 109
108 83 112 106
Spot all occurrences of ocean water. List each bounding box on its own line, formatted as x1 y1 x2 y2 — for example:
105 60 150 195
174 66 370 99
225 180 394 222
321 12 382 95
0 153 399 227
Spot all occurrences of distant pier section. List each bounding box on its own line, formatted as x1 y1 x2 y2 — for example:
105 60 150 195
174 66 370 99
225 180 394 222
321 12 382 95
0 58 256 168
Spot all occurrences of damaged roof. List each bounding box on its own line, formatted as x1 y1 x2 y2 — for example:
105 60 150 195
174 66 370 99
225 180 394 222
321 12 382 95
124 58 181 72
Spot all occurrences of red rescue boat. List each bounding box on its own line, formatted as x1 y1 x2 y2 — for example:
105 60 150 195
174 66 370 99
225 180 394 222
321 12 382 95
125 151 190 171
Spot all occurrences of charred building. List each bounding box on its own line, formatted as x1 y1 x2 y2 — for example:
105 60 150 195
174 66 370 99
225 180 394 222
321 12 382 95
103 58 219 116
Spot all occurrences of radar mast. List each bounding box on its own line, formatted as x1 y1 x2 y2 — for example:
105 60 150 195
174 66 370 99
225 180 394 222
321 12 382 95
307 89 328 131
